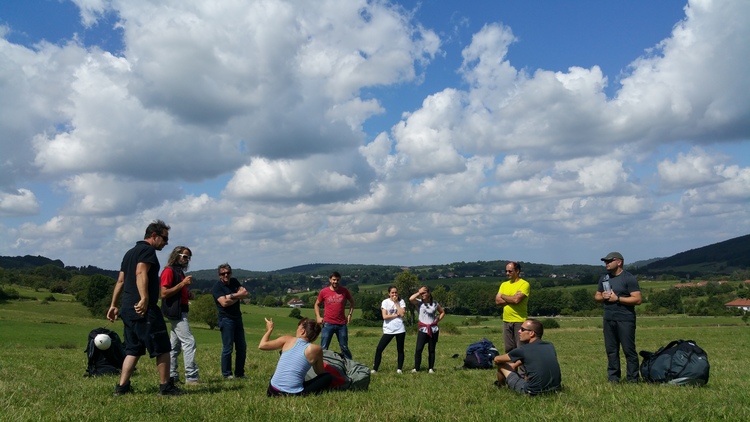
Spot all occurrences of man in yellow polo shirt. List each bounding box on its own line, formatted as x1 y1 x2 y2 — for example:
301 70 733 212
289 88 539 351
495 262 530 353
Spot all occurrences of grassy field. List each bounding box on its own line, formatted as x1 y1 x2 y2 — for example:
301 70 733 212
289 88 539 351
1 288 749 422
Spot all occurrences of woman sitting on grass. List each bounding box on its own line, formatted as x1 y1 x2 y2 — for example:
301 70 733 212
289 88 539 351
259 317 333 396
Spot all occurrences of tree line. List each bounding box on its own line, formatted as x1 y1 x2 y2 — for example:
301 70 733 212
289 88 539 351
2 264 748 323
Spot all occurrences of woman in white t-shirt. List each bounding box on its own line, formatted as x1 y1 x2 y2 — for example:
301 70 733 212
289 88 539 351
371 286 407 374
409 285 445 373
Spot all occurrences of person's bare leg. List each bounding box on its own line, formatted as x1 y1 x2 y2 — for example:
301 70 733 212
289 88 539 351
119 355 139 386
157 353 170 384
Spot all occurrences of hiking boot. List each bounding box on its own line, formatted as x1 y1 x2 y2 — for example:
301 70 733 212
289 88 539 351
158 383 184 396
113 382 132 397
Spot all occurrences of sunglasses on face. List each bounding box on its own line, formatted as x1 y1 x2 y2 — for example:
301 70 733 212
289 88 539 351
179 254 191 260
219 272 231 277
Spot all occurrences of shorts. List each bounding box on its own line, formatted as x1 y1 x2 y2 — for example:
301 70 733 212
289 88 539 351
506 372 560 396
506 371 529 394
121 307 171 357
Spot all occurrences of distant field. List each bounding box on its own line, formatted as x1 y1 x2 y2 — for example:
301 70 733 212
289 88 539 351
1 286 748 421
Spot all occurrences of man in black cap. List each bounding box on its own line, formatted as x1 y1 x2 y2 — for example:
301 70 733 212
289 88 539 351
594 252 642 383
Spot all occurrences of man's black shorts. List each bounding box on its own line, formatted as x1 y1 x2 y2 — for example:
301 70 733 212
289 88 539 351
121 307 171 357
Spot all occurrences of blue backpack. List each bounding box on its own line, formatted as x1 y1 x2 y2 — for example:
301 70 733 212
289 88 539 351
463 338 499 369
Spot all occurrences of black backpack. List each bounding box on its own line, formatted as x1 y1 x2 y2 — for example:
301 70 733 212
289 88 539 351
463 338 500 369
639 339 710 386
84 328 126 377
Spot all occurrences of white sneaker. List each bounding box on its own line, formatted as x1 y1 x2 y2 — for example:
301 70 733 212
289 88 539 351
428 369 435 374
411 369 417 373
396 369 402 374
370 370 377 374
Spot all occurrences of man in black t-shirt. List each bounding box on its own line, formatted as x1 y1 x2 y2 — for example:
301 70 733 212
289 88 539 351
212 263 250 378
493 319 562 395
595 252 642 383
107 219 181 396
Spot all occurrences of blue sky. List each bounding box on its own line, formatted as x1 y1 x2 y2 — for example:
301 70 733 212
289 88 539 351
1 0 748 272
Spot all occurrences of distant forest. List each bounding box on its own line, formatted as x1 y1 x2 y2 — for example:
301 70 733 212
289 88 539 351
2 234 749 320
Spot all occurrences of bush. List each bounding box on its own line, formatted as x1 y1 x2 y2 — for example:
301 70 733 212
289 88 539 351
191 294 218 329
349 318 381 327
461 316 488 326
541 318 560 329
289 308 302 319
440 321 460 335
0 286 20 301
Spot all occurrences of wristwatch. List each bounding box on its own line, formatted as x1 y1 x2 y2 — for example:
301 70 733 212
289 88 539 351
616 297 620 304
229 294 234 300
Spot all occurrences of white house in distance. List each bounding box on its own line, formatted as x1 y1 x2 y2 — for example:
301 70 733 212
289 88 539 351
724 298 750 312
288 299 305 308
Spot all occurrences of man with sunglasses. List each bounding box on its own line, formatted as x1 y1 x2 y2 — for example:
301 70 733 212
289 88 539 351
160 246 199 385
212 263 249 379
495 262 530 353
107 220 182 396
594 252 642 383
493 319 561 395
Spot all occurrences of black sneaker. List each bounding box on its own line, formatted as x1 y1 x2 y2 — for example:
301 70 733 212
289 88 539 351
158 383 184 396
113 382 132 397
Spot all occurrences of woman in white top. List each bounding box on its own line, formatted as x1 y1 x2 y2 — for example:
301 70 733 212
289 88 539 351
409 285 445 373
259 317 332 396
372 286 407 374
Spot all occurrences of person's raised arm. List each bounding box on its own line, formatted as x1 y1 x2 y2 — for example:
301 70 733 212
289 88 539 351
409 287 426 306
258 318 291 351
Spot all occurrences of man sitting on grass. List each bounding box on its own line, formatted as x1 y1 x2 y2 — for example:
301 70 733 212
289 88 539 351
493 318 561 395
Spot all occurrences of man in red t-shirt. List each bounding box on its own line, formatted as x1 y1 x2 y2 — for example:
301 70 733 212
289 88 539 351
314 272 355 359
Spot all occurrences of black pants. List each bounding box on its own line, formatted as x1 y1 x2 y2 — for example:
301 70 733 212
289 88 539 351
373 332 405 371
266 372 333 397
603 319 639 382
414 330 439 371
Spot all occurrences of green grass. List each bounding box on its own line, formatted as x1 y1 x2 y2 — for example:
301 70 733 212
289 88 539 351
1 290 749 421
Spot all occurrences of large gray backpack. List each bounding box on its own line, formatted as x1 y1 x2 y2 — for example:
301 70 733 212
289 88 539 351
305 349 370 390
639 339 710 386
